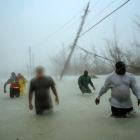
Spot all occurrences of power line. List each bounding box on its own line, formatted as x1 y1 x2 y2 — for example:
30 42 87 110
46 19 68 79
2 0 99 56
76 45 140 69
30 1 97 64
34 19 80 47
1 0 129 66
30 0 100 49
0 0 117 57
41 0 124 53
31 2 90 48
39 43 72 64
80 0 130 37
0 49 28 56
87 15 94 44
59 2 90 81
90 0 101 11
75 47 113 67
96 57 113 67
86 0 116 26
63 1 101 44
76 45 115 62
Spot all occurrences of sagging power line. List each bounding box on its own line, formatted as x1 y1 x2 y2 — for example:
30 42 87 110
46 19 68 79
76 45 140 69
85 0 116 26
39 44 71 64
90 0 101 11
80 0 130 37
30 2 90 48
76 45 115 62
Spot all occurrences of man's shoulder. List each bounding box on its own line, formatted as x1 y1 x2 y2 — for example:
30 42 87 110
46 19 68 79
79 75 84 79
30 77 38 83
125 72 134 78
6 79 11 83
44 75 52 79
106 72 115 79
87 75 91 78
24 77 28 80
17 75 20 78
44 75 54 82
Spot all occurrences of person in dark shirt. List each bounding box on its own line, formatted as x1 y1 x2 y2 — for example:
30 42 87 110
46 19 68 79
29 66 59 115
78 70 96 94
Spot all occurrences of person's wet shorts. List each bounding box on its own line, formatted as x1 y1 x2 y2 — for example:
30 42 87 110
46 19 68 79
81 89 92 94
10 88 20 98
111 106 133 118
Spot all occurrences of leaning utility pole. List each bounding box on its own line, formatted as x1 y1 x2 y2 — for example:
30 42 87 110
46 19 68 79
27 63 29 77
29 46 32 77
59 2 90 81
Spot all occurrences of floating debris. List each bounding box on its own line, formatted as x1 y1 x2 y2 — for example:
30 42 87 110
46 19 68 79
91 74 98 78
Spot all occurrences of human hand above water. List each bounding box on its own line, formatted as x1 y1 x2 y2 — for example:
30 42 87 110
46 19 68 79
55 97 59 105
95 98 100 105
29 103 34 110
138 99 140 106
81 86 86 90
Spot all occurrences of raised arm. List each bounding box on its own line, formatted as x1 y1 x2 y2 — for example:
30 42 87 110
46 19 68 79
51 86 59 105
130 75 140 106
95 76 110 105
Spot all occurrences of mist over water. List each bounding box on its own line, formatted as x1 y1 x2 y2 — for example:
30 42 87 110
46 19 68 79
0 75 140 140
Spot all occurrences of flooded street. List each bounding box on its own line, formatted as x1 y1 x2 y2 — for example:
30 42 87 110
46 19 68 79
0 0 140 139
0 75 140 140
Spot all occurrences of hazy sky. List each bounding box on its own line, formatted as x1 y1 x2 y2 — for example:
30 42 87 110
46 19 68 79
0 0 140 73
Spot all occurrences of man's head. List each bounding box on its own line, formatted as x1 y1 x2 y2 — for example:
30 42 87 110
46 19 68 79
115 61 127 75
11 72 15 76
36 66 44 77
84 70 88 76
18 73 21 76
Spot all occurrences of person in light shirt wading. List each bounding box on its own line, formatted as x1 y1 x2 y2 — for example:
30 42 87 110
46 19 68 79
95 61 140 118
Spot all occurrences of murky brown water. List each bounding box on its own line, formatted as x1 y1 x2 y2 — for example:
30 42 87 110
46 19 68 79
0 75 140 140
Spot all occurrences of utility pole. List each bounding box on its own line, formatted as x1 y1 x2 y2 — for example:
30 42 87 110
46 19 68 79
27 63 29 77
59 2 90 81
62 43 65 65
29 46 32 78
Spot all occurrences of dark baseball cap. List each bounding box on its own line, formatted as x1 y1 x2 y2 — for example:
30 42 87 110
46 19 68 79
115 61 127 68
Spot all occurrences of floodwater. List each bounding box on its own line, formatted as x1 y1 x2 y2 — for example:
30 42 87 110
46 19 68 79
0 75 140 140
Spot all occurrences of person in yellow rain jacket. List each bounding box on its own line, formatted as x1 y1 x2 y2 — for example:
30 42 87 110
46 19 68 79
19 75 28 95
